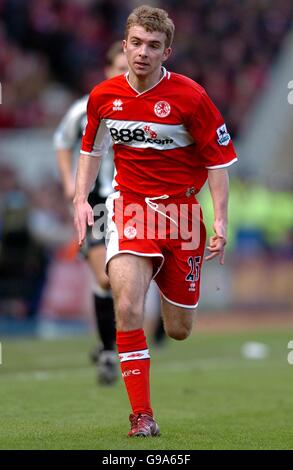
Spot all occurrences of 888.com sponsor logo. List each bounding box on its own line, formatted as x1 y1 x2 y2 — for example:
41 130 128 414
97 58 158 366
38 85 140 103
109 126 173 145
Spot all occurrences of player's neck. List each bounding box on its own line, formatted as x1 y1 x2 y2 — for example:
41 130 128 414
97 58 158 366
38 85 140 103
128 67 163 93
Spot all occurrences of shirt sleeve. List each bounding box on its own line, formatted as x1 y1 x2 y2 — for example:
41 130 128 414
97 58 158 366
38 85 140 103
80 90 110 158
53 96 88 150
187 90 238 169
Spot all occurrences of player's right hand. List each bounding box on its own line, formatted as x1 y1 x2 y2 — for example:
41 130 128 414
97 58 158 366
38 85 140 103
73 199 94 246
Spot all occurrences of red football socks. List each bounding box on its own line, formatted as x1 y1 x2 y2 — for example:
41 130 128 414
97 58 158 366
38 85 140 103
116 328 153 416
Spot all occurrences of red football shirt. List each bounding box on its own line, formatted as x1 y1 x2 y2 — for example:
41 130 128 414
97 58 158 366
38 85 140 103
81 67 237 197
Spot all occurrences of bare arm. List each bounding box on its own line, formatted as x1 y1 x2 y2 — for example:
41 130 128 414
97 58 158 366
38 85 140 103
205 168 229 265
54 96 89 200
73 155 101 246
56 149 75 200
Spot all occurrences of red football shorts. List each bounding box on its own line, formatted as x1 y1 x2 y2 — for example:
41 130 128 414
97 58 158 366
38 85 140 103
105 191 206 308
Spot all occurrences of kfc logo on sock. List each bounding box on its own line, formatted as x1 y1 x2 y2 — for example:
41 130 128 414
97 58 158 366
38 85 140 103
122 369 141 377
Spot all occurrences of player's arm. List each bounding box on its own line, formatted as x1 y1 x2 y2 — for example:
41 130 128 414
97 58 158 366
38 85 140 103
56 149 75 200
186 89 237 264
205 168 229 265
73 154 101 246
73 88 110 246
54 97 87 200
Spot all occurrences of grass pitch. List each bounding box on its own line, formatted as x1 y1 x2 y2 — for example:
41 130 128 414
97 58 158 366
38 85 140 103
0 327 292 450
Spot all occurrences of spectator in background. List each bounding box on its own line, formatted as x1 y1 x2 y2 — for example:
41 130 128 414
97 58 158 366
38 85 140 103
0 165 48 318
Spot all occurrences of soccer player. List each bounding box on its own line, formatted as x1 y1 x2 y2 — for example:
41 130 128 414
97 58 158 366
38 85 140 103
54 42 128 384
74 5 237 435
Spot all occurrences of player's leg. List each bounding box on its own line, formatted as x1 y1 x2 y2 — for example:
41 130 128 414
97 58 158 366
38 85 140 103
156 254 202 341
155 206 206 341
155 249 202 341
109 253 152 330
143 280 166 345
108 254 160 436
87 243 117 384
160 298 196 340
88 242 110 290
88 243 114 351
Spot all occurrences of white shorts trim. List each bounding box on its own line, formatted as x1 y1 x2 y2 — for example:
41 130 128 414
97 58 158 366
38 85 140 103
106 250 164 278
160 291 199 309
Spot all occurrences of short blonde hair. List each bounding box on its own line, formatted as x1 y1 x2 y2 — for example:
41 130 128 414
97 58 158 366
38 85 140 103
125 5 175 49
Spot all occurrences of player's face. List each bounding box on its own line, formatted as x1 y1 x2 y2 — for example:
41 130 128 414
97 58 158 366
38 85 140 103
105 52 128 79
123 26 171 79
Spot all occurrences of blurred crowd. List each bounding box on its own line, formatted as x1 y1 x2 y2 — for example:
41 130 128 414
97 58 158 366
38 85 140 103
1 0 293 133
0 163 75 319
199 178 293 259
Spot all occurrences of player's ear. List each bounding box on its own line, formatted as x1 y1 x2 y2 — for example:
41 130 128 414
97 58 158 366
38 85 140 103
162 47 172 62
122 39 127 53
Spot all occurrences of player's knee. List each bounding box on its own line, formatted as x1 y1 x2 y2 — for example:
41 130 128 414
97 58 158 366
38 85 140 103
165 325 191 341
115 297 143 331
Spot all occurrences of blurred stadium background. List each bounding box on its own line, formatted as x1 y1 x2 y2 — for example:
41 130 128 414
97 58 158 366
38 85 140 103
0 0 293 450
0 0 292 334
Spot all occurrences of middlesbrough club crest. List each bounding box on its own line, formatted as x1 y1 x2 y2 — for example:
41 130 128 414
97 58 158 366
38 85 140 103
154 101 171 118
124 226 137 239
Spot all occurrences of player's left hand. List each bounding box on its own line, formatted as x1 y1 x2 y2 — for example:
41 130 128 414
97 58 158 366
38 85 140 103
205 221 227 265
